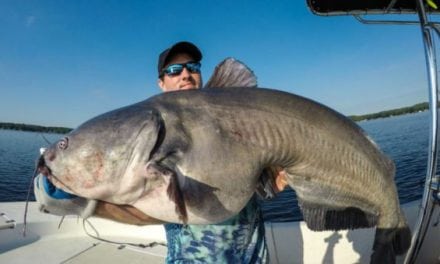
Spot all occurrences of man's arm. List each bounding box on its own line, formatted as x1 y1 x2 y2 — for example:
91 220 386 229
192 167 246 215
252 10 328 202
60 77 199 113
94 201 165 225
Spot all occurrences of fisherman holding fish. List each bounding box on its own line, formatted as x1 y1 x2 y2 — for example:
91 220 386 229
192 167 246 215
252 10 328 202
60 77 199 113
33 38 411 263
156 41 269 263
33 41 278 263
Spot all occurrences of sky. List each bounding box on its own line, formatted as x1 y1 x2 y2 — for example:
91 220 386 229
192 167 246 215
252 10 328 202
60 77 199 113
0 0 431 128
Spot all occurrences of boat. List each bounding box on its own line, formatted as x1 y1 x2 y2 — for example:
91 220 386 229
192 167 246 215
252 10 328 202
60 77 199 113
1 1 440 263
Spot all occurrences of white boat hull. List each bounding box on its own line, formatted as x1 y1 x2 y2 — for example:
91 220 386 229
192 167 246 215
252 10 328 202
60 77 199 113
265 200 440 263
1 200 439 263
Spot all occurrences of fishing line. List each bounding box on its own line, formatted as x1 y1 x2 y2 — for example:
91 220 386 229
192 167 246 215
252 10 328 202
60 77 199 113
58 215 66 229
39 133 52 145
59 242 100 264
22 166 40 236
82 218 167 249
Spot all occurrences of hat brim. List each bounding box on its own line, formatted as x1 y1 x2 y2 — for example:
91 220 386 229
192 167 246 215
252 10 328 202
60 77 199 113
158 41 202 76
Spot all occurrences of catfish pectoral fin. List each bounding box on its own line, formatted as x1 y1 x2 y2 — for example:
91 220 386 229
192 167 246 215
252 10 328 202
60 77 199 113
167 170 188 224
146 162 188 224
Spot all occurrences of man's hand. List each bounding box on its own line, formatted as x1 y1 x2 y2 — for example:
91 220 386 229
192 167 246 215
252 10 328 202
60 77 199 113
34 174 97 218
274 168 288 192
256 167 288 199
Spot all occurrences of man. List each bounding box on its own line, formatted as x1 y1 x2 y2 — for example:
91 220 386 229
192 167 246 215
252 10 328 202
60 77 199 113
33 41 273 263
157 41 203 91
157 41 268 264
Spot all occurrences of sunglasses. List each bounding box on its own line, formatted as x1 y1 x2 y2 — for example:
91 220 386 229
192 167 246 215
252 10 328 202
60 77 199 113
161 62 201 77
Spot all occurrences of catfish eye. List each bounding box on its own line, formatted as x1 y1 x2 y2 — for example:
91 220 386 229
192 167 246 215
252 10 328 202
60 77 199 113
57 137 69 150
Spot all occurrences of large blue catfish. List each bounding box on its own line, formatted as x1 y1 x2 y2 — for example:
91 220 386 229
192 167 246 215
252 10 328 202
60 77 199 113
37 58 410 263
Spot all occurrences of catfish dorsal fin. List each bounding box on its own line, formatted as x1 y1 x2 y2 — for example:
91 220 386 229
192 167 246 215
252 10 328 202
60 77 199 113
204 57 257 88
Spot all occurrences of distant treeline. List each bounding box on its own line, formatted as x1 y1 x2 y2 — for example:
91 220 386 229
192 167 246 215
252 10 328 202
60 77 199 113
349 102 429 122
0 102 431 133
0 122 72 134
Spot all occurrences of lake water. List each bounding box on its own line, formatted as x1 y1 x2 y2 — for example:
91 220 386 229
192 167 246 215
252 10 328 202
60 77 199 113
0 111 430 222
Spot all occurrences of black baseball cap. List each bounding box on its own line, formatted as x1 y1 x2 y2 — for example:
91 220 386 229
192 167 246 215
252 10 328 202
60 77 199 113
157 41 202 77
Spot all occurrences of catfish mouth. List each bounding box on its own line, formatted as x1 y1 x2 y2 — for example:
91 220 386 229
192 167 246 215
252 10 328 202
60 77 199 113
36 154 73 193
37 155 60 188
37 155 52 177
37 145 58 178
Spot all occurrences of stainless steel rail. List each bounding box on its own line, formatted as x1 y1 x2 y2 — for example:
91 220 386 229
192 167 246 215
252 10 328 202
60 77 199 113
405 1 439 263
350 1 440 262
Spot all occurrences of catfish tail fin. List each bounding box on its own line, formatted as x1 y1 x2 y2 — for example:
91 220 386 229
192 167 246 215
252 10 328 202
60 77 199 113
370 225 411 264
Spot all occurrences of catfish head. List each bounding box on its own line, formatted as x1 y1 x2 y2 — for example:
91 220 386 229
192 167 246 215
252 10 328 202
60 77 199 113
38 103 162 204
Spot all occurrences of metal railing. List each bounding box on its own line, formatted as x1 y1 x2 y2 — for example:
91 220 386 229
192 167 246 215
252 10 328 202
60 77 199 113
349 1 440 262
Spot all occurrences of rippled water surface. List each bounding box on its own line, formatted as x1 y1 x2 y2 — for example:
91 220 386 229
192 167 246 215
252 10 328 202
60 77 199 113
0 131 60 202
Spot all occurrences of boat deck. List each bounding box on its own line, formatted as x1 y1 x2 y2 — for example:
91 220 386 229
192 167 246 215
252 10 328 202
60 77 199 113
2 235 166 264
1 201 439 263
0 202 167 264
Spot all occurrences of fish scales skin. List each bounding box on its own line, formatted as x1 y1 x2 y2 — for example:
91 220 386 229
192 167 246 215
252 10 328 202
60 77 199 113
225 111 384 217
181 88 409 263
145 88 399 224
39 85 409 263
213 107 292 165
205 91 390 197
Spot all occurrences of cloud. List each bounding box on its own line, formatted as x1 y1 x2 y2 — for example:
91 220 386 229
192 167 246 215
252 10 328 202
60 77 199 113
25 16 36 27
